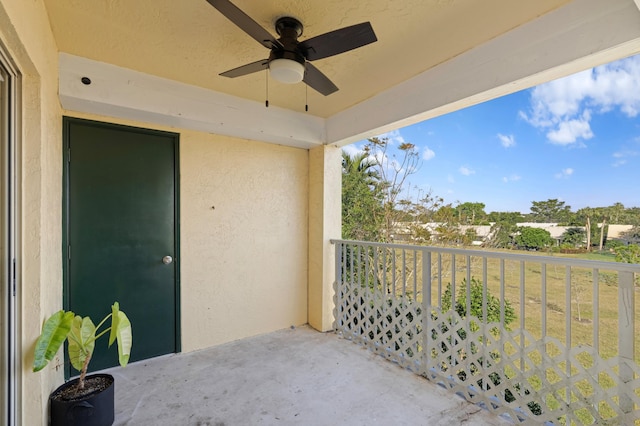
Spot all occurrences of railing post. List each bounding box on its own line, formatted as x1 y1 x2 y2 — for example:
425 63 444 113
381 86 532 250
422 249 431 376
618 271 635 415
333 241 343 331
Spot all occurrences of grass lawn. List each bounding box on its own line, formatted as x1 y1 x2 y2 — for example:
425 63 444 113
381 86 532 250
559 250 617 262
423 248 637 360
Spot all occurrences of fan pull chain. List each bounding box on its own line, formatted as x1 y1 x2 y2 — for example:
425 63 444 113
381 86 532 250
305 84 308 112
265 70 269 108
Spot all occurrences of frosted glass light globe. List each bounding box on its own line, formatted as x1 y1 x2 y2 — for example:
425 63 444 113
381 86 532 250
269 59 305 84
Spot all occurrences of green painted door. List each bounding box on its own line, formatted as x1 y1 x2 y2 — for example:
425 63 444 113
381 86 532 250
64 118 179 373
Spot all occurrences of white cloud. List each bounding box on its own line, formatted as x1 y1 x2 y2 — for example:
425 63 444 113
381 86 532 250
459 166 475 176
554 168 574 179
422 146 435 160
520 56 640 145
612 149 639 167
545 112 593 145
376 129 406 145
502 174 521 183
498 133 516 148
341 144 363 157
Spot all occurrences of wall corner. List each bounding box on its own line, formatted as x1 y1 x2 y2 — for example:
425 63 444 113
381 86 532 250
307 145 341 332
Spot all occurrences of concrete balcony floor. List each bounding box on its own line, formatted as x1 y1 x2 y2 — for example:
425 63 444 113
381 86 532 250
110 325 507 425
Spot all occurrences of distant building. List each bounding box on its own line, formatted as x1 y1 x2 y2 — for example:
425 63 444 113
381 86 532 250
393 222 636 247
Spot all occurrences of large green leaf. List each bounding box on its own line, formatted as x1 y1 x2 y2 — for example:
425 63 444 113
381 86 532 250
67 316 96 372
108 302 132 366
113 311 132 367
108 302 120 346
32 310 75 372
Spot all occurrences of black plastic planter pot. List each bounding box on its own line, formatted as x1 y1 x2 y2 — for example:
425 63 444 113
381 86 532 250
49 373 115 426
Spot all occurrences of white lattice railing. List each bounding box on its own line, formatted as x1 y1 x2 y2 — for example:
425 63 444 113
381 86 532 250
331 240 640 425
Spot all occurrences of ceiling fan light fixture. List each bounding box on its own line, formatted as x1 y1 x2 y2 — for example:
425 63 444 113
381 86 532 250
269 58 305 84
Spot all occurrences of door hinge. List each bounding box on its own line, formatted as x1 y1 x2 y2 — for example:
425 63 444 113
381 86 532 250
68 245 71 260
68 148 71 163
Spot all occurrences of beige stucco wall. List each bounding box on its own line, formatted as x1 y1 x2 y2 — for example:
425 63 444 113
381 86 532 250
179 130 309 351
0 0 63 424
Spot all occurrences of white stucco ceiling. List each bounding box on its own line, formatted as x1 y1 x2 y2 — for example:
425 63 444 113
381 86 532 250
45 0 640 148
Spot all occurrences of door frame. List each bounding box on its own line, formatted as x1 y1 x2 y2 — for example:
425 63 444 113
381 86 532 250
0 40 19 426
62 117 181 374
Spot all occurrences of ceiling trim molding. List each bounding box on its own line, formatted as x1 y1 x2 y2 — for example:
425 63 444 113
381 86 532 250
58 53 326 149
326 0 640 146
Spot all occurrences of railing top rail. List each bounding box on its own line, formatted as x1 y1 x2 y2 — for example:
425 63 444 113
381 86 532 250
330 239 640 273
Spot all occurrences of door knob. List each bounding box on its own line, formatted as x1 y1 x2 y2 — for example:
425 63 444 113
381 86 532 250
162 256 173 265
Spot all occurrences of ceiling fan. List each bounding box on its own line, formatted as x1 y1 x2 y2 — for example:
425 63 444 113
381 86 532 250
206 0 378 96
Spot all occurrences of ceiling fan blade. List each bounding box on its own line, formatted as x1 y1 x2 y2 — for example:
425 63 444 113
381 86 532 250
220 59 269 78
300 22 377 61
303 63 338 96
206 0 282 49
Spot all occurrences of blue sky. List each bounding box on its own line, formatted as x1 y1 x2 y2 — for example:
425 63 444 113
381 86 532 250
344 55 640 214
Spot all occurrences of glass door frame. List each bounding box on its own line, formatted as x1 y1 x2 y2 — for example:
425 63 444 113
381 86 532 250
0 40 20 426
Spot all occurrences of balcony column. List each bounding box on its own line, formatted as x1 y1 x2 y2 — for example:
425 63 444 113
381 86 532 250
308 144 341 331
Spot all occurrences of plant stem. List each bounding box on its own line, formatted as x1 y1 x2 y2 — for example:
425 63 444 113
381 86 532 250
93 313 112 333
78 351 92 390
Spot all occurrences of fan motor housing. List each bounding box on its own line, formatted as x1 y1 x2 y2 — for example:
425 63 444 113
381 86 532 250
275 17 303 38
272 17 305 66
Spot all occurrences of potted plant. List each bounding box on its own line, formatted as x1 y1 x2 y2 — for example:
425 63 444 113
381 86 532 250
33 302 132 426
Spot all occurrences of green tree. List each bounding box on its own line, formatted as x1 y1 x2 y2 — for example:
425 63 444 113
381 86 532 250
442 277 516 331
575 207 609 251
462 227 478 246
456 202 487 225
621 225 640 244
439 278 529 413
343 139 443 243
608 202 626 224
341 151 384 241
615 244 640 264
342 151 380 183
516 226 553 250
528 199 572 223
484 222 517 249
401 188 443 243
433 204 457 222
484 211 523 249
487 211 525 224
364 137 421 242
560 227 586 248
624 207 640 225
432 204 464 245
